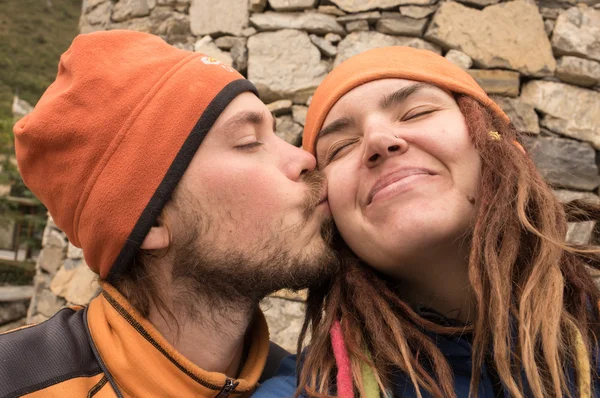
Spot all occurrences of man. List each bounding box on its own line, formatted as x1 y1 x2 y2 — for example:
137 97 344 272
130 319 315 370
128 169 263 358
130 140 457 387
0 30 336 397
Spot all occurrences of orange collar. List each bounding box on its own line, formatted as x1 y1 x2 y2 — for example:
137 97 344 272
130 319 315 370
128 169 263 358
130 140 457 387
86 283 270 397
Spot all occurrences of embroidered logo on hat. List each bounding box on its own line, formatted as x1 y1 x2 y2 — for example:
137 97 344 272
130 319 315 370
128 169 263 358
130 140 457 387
200 56 235 73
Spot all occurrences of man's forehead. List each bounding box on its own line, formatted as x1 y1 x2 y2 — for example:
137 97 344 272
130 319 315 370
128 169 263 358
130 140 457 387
213 109 276 135
212 91 264 126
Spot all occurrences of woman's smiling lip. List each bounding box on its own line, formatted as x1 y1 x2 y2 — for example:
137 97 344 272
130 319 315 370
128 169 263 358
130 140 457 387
367 167 435 205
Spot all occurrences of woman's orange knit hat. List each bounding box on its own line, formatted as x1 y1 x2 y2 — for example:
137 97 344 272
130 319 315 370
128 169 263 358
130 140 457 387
303 46 510 155
14 30 258 279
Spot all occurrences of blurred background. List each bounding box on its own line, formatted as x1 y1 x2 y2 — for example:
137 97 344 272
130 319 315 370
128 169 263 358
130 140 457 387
0 0 599 351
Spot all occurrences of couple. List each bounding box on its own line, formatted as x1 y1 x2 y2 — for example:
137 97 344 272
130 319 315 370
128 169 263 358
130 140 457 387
0 30 598 398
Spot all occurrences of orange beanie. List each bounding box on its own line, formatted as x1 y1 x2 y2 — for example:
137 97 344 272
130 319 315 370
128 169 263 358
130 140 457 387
14 30 258 279
303 46 510 155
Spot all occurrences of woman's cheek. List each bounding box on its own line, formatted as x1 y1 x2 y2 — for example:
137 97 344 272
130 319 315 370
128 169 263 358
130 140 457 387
326 167 351 218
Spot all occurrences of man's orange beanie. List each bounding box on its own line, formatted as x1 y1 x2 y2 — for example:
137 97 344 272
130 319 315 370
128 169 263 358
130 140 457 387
303 46 510 155
14 30 258 279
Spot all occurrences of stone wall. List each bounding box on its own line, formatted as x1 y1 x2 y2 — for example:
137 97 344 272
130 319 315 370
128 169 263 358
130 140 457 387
17 0 600 351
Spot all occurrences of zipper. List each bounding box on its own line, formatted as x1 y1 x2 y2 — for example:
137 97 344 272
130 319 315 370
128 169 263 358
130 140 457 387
83 306 125 398
103 291 235 391
215 379 239 398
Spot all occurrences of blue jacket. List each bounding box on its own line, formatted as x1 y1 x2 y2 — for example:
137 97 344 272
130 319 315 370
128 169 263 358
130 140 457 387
253 322 600 397
252 336 511 397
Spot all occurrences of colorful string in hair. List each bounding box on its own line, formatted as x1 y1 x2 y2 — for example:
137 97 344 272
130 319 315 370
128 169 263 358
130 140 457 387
330 320 382 398
330 317 591 398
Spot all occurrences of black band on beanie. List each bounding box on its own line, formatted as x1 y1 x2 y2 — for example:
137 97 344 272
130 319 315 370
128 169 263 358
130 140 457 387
108 79 259 280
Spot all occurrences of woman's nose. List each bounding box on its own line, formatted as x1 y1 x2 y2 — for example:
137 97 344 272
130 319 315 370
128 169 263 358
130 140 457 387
362 132 408 168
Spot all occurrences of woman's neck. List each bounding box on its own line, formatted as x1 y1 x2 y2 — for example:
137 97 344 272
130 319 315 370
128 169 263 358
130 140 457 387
395 244 476 323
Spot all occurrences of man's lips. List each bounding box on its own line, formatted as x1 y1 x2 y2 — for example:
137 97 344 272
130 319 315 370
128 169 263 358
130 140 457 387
367 168 434 205
318 188 328 205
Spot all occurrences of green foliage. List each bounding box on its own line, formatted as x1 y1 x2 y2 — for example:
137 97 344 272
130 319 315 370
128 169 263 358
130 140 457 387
0 0 81 256
0 113 21 231
0 0 82 117
0 259 36 285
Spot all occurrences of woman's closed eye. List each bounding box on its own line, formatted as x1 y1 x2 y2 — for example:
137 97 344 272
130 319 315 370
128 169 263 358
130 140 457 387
400 106 439 122
325 138 359 163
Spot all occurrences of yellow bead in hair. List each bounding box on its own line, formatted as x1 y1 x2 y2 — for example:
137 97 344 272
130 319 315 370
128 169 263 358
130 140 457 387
488 131 502 141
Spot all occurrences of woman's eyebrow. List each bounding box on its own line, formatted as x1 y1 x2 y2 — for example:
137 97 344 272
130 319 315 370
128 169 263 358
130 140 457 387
379 82 432 110
316 116 356 143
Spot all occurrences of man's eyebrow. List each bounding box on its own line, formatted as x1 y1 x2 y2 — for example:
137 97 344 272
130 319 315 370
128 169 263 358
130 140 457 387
315 116 356 145
217 110 275 134
379 83 431 110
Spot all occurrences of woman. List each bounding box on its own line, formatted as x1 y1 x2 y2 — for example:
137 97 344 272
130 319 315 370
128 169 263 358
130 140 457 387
255 47 600 397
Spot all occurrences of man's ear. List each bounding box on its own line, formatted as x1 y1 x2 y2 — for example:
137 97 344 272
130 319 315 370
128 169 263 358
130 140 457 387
141 226 170 250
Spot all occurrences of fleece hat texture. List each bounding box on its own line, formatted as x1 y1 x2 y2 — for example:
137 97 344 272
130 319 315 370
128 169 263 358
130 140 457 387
14 30 258 279
303 46 510 155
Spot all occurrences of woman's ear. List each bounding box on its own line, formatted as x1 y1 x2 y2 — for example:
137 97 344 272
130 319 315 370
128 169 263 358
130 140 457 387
141 226 170 250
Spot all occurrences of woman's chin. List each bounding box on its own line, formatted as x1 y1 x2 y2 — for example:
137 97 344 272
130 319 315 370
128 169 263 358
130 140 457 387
346 213 473 270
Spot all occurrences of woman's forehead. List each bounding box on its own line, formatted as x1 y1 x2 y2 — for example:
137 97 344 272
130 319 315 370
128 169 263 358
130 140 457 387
323 78 451 124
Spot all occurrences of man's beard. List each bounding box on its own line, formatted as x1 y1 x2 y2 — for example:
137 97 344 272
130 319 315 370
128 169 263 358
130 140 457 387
168 171 338 321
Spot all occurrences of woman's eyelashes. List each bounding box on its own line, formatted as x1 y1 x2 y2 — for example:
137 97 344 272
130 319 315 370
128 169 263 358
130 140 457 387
326 138 359 163
399 107 438 122
320 106 441 165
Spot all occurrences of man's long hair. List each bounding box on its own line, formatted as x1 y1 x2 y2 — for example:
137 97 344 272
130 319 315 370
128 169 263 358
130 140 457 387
297 95 600 397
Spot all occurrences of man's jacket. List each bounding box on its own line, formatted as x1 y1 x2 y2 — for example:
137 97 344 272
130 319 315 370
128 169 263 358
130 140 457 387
0 283 286 397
